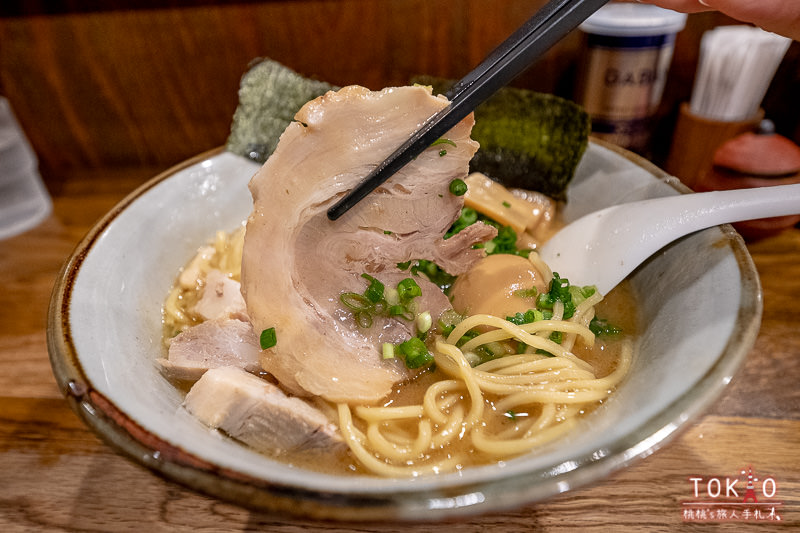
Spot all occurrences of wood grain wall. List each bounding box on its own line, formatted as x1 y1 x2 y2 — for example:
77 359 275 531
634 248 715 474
1 1 798 189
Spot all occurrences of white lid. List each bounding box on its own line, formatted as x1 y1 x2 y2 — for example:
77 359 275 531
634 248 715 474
580 4 688 37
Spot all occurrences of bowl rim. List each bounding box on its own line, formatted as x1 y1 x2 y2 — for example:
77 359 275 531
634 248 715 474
47 141 763 521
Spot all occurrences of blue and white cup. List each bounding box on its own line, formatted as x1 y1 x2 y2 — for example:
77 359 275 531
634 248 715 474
576 4 687 154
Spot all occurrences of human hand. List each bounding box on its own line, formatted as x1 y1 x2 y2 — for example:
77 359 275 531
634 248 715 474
636 0 800 41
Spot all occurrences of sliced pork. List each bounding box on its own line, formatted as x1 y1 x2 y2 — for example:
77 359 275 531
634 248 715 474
184 366 344 455
158 317 261 382
192 268 248 322
241 85 494 403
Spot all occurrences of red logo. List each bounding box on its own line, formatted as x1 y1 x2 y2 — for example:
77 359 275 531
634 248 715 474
681 466 783 522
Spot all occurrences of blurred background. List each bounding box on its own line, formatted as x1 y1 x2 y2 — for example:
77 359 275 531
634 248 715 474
1 0 798 196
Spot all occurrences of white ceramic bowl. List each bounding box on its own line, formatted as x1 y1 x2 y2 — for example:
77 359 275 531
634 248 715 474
47 141 761 521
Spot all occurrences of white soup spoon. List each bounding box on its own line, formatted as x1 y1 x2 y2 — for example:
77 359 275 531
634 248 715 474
537 182 800 294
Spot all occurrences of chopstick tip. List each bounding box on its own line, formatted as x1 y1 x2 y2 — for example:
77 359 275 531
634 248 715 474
327 202 345 221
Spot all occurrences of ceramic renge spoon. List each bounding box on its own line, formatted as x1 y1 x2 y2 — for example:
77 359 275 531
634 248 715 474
537 182 800 294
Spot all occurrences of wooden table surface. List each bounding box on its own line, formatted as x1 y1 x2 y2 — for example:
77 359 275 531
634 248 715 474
0 162 798 532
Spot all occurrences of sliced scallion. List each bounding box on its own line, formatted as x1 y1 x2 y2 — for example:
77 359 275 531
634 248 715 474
448 178 468 196
431 138 457 148
385 287 400 306
382 342 395 359
355 311 373 329
259 327 277 350
397 337 433 369
361 273 385 303
340 292 372 312
416 311 432 334
397 278 422 301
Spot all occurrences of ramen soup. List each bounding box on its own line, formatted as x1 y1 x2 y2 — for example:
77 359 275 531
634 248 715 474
158 85 635 477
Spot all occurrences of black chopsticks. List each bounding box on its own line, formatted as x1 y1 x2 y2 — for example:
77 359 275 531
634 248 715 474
327 0 609 221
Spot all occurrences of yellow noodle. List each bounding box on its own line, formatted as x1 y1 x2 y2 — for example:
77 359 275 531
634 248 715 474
423 380 464 425
563 290 603 351
527 252 552 284
430 403 466 448
337 403 458 477
354 405 424 422
447 314 589 365
458 320 595 353
164 286 187 325
476 353 572 372
434 341 486 427
365 418 432 461
341 333 633 476
435 356 595 394
472 417 579 456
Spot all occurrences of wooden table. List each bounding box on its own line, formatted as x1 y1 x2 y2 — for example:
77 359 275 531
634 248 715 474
1 165 798 531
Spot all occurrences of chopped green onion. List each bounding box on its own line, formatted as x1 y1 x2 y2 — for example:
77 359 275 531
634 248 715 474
361 273 385 303
339 273 428 330
397 278 422 301
514 287 539 299
463 351 481 366
259 327 277 350
537 272 576 318
445 207 479 238
448 178 468 196
388 304 407 317
456 329 481 348
398 259 456 292
506 308 551 354
397 337 433 369
416 311 432 334
382 342 395 359
355 311 373 328
385 287 400 306
487 225 519 255
569 284 597 307
340 292 372 312
481 341 508 358
589 317 621 337
502 201 511 208
505 410 517 421
431 138 457 148
439 149 448 157
506 308 548 325
438 309 464 337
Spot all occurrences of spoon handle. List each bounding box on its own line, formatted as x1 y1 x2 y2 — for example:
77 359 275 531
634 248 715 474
540 183 800 293
649 182 800 230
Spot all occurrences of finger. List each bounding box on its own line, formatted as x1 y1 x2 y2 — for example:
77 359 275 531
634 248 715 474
635 0 713 14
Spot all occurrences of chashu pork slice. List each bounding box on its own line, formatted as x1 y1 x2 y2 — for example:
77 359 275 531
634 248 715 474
192 268 248 322
241 85 495 404
184 366 344 455
158 317 261 382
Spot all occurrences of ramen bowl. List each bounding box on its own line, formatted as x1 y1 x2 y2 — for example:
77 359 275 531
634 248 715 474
47 140 761 521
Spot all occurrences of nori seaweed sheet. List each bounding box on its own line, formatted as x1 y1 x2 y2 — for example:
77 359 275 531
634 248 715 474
413 76 590 201
225 58 337 164
225 60 589 201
